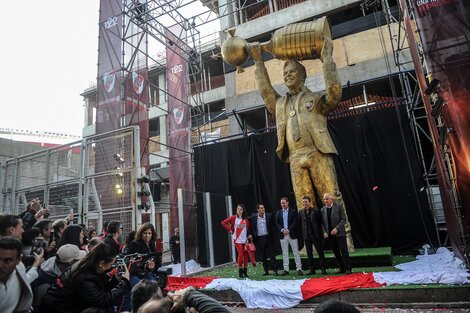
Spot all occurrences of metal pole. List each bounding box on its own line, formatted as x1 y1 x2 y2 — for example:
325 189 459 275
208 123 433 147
0 165 4 211
203 192 215 268
77 139 86 224
225 195 236 262
178 188 186 276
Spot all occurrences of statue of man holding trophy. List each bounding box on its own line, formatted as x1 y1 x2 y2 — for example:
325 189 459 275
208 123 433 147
222 17 354 250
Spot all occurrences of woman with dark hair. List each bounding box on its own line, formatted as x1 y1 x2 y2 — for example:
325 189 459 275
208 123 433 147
121 230 136 254
41 243 130 313
123 223 160 311
0 214 24 239
48 219 67 257
21 227 41 266
221 204 251 278
57 224 84 250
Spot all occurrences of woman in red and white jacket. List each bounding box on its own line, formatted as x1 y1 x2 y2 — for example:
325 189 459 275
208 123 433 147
221 204 251 278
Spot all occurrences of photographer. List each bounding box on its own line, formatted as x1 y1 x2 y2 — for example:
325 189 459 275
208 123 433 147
34 219 55 258
20 198 50 231
48 219 67 257
123 223 161 311
32 244 86 311
21 227 41 267
41 242 131 313
138 286 230 313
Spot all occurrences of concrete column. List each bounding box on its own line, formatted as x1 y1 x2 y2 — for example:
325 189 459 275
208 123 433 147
158 73 166 105
218 0 236 30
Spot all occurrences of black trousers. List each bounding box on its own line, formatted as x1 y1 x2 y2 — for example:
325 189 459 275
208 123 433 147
304 237 325 270
172 248 180 264
327 235 351 270
255 235 277 272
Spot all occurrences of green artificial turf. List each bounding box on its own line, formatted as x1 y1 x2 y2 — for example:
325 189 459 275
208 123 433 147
196 248 424 281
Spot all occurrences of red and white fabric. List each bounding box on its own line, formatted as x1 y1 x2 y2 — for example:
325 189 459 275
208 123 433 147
165 248 469 309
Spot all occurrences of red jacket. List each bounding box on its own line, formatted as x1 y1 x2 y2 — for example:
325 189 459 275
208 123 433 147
221 215 251 235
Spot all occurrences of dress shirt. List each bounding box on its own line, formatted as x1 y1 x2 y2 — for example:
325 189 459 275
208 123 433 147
282 209 289 230
0 270 21 313
327 205 333 233
257 214 268 236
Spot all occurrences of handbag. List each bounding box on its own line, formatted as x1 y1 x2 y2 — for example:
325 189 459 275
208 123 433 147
245 242 256 252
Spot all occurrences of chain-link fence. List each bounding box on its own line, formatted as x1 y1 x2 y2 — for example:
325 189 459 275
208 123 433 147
0 126 141 234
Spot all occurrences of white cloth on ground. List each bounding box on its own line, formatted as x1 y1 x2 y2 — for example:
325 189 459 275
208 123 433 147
373 247 470 285
205 278 305 309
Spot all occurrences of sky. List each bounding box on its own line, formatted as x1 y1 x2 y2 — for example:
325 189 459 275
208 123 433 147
0 1 100 137
0 1 219 141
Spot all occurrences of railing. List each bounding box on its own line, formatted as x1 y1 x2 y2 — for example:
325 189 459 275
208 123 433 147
239 0 307 23
190 74 225 95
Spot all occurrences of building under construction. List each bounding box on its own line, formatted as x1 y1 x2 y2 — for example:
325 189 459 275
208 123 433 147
1 0 468 264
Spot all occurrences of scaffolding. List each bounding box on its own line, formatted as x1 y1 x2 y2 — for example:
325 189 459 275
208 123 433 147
361 0 467 256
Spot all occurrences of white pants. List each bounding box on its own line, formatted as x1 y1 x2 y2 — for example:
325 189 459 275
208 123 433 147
280 234 302 271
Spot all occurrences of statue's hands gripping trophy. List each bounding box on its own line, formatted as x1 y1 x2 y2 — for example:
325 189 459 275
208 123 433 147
246 42 263 63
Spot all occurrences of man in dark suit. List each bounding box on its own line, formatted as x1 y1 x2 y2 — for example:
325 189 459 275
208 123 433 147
321 193 351 274
299 195 327 275
275 197 303 276
248 204 278 276
169 228 180 264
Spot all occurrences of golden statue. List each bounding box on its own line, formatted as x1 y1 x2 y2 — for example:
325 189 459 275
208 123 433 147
222 17 354 251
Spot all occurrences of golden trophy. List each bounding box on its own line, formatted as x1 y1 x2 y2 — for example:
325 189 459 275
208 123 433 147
221 16 331 73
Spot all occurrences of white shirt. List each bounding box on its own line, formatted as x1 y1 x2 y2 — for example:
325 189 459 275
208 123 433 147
0 270 21 313
257 214 268 236
233 217 247 244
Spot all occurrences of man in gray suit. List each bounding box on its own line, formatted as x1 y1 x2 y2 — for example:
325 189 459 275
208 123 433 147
321 193 351 274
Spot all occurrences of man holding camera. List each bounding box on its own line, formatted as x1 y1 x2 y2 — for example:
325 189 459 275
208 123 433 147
20 199 50 231
0 237 34 313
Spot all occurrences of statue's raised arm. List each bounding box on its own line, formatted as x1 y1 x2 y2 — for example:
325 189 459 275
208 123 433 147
246 42 280 117
319 36 342 114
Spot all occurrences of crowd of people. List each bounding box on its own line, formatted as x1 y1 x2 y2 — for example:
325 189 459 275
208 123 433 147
222 193 352 278
0 198 229 313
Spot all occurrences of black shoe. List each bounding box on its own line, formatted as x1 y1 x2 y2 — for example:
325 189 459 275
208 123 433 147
345 269 352 274
297 270 304 276
239 268 243 278
243 268 249 278
307 270 316 275
281 270 289 276
262 271 269 276
338 268 346 274
321 268 328 275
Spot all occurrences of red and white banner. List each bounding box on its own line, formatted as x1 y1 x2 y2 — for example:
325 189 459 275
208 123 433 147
166 26 195 257
166 249 469 309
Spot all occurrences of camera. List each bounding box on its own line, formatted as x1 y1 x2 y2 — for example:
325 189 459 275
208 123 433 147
30 236 45 255
115 258 127 275
115 252 162 276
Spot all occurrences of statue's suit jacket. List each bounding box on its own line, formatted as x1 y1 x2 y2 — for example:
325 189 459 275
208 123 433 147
273 87 338 162
253 60 341 163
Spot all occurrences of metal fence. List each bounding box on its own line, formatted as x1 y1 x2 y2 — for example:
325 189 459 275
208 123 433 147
0 126 141 234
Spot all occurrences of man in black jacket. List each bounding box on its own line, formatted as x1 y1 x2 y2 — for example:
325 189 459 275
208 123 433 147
299 195 327 275
103 221 122 254
169 228 180 264
248 204 278 276
274 197 303 276
321 193 351 274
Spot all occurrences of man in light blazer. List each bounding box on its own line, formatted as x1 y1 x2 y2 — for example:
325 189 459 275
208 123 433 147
248 204 278 276
275 197 303 276
321 193 351 274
